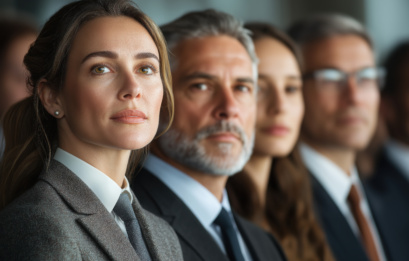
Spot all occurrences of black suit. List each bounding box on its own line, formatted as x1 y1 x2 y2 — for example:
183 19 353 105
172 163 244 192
310 175 372 261
131 167 287 261
365 149 409 261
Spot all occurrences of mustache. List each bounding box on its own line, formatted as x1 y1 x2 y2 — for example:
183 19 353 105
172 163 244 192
195 121 247 144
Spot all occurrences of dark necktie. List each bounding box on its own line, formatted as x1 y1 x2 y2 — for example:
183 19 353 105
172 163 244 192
113 193 152 261
213 208 246 261
348 185 381 261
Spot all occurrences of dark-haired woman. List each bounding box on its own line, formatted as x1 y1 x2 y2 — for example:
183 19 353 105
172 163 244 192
0 0 182 260
227 23 334 261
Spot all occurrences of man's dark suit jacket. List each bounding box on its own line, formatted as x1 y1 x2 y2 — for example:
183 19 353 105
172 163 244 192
310 175 377 261
0 160 183 261
131 167 287 261
365 149 409 261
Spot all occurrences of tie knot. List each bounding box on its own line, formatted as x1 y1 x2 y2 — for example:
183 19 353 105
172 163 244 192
113 193 135 222
348 185 361 206
214 208 234 230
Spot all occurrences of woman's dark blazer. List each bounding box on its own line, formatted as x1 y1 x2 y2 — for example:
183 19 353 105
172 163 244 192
0 160 183 261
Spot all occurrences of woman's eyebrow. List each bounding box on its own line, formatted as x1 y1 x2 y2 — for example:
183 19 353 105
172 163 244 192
81 51 118 64
81 51 159 64
135 52 159 62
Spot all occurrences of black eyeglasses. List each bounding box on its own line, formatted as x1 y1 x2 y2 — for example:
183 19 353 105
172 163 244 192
303 67 385 93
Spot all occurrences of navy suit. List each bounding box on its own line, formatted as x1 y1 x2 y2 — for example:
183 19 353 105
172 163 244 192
131 167 287 261
365 149 409 261
310 175 373 261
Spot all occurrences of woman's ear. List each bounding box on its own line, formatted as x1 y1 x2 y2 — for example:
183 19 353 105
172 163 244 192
38 79 64 118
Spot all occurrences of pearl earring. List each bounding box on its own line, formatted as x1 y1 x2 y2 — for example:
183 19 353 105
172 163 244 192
54 111 60 116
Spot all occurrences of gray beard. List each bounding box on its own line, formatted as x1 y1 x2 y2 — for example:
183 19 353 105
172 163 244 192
157 120 254 176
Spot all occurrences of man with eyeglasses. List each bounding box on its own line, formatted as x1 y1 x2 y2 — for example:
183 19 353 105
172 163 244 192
364 41 409 261
289 14 388 261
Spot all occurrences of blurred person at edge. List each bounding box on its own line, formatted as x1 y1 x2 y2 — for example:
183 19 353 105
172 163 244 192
364 41 409 261
131 9 286 261
227 22 336 261
0 0 183 260
0 17 37 160
288 14 388 261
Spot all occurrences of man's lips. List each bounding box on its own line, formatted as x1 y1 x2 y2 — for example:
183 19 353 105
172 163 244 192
206 132 241 142
336 116 365 125
110 109 147 124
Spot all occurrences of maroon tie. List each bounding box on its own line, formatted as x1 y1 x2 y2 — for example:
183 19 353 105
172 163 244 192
347 185 381 261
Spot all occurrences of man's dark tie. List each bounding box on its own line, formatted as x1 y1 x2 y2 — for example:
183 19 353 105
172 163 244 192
213 208 246 261
113 193 152 261
348 185 381 261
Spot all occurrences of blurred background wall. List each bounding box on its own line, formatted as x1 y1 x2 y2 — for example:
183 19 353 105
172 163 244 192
1 0 408 62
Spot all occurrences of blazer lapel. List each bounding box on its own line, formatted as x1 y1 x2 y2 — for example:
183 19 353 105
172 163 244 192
78 214 140 261
310 175 369 261
131 193 174 261
138 170 229 261
234 215 265 260
170 207 229 261
41 160 139 260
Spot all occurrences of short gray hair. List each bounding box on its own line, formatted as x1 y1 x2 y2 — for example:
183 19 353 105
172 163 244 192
160 9 258 78
288 13 372 48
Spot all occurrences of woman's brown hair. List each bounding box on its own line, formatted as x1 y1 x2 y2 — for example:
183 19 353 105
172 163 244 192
0 0 174 209
227 22 334 261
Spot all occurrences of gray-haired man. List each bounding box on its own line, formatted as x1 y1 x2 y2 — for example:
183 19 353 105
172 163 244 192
131 9 286 261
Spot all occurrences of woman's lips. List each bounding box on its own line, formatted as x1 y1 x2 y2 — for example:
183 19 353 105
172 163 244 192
110 109 147 124
261 125 289 136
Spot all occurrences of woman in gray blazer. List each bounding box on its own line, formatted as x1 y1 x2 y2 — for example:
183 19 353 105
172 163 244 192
0 0 182 260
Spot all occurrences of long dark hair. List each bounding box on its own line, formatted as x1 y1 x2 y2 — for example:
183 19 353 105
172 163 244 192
0 0 174 209
227 22 334 261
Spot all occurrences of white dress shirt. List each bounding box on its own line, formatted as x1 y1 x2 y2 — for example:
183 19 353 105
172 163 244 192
385 139 409 182
54 148 132 238
144 153 253 261
299 143 387 261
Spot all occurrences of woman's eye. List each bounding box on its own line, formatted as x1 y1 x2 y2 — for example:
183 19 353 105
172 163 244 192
285 85 301 93
92 65 110 74
138 66 155 75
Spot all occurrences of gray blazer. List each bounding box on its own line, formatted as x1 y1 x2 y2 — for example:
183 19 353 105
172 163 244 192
0 160 183 261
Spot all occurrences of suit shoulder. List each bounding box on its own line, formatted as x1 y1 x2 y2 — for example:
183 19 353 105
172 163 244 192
1 179 72 219
0 186 81 260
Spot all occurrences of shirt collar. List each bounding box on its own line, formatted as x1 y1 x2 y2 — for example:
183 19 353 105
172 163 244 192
144 153 227 226
54 148 132 213
385 139 409 181
299 143 360 206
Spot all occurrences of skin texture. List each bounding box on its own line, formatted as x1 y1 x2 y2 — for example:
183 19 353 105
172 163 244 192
39 16 163 186
0 34 36 119
253 37 304 157
300 35 379 173
243 37 304 209
154 35 256 200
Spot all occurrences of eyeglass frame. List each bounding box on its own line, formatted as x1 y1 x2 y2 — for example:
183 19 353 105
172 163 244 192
302 67 385 93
